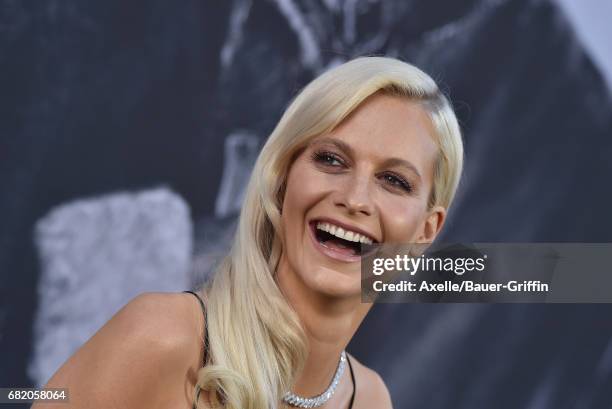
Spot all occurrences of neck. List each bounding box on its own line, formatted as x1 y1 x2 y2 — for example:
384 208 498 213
275 257 372 397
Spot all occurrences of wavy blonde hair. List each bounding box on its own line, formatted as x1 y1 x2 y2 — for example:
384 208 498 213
195 56 464 408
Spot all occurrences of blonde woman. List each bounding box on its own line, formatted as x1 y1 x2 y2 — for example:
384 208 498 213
34 56 464 409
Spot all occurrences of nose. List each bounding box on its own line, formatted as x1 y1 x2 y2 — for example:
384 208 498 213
335 174 375 216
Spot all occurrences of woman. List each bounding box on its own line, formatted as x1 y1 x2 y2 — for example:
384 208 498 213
34 56 463 409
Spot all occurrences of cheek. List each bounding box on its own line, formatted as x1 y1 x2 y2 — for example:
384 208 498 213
381 199 427 242
283 160 331 209
281 163 325 237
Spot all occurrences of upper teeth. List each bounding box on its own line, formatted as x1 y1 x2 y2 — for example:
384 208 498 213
316 222 374 244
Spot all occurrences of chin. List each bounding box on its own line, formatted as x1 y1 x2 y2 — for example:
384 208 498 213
303 266 362 299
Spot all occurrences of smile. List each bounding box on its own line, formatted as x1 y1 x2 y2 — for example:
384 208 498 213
316 222 374 245
308 219 378 263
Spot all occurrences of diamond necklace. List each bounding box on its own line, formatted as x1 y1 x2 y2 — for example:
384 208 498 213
282 350 347 408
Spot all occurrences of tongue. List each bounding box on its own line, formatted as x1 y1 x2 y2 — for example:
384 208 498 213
324 237 357 255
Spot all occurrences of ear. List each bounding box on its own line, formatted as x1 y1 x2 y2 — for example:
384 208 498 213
416 205 447 244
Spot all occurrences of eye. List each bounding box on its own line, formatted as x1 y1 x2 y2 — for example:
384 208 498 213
380 172 413 193
311 150 345 167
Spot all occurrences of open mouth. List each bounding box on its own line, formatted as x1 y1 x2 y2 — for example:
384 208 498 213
310 221 376 256
315 227 362 256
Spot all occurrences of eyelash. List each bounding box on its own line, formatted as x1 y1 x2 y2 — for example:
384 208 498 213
310 150 414 193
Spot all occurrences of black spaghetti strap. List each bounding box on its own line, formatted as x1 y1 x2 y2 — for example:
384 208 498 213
183 290 209 409
183 290 209 365
347 354 356 408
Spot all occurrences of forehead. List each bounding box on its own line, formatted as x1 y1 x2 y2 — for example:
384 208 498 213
310 93 438 179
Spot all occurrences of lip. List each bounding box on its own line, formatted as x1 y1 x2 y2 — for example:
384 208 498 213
309 217 379 244
308 220 362 263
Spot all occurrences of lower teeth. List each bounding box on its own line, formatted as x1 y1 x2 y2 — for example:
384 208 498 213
323 239 358 255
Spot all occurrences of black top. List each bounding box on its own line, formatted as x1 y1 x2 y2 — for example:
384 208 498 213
182 290 356 409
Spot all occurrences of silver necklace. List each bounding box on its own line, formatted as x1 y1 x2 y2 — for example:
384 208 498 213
283 350 347 408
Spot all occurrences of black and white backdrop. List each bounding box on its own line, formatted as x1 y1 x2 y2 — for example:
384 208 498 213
2 0 612 407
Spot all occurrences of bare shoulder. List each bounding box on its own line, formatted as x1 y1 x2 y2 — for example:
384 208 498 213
347 353 393 409
33 292 206 409
118 291 206 351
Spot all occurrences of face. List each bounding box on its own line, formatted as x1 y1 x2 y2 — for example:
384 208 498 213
277 92 446 298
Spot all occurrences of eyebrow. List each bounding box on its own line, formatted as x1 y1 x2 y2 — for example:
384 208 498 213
310 137 422 180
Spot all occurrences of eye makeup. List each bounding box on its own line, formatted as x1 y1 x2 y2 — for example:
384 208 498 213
308 146 417 195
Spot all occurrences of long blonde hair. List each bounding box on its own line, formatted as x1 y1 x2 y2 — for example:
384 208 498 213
196 56 464 408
